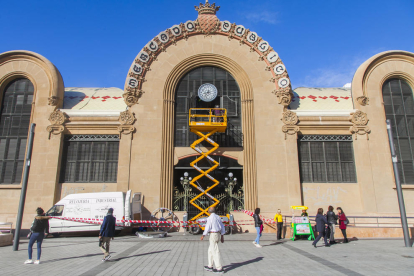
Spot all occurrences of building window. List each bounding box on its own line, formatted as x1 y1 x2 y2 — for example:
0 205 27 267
383 78 414 184
298 135 357 183
0 78 34 184
60 135 120 183
174 66 243 147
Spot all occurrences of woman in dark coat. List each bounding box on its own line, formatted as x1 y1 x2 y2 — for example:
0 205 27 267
24 207 50 264
312 208 329 248
337 207 349 243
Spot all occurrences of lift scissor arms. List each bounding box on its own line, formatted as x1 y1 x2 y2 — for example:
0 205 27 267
188 108 228 222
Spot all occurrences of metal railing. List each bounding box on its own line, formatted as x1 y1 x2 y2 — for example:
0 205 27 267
281 215 414 228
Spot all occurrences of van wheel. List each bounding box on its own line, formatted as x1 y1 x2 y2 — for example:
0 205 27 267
52 233 61 238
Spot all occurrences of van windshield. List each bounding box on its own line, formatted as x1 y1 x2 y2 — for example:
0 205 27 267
46 205 64 216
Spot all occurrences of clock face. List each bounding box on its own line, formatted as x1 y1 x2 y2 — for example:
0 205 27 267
198 83 218 102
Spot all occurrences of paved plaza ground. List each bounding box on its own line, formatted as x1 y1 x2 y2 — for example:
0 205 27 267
1 233 413 276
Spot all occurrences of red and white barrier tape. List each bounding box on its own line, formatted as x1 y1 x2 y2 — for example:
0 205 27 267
50 216 238 226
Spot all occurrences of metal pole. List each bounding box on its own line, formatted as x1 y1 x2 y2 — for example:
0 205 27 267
386 119 411 247
13 123 36 251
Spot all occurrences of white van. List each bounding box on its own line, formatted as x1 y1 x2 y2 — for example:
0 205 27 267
45 190 134 236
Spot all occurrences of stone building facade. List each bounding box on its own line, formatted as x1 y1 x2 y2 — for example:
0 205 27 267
1 1 414 231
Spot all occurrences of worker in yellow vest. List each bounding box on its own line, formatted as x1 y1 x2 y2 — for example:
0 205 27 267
274 209 283 240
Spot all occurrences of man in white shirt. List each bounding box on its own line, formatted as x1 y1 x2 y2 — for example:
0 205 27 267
200 207 225 274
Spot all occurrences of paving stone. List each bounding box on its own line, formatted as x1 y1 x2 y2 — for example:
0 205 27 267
1 233 414 276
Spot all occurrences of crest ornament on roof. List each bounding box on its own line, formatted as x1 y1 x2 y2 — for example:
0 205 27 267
195 0 220 15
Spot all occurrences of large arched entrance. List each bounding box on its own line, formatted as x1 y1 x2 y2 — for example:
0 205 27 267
173 155 244 218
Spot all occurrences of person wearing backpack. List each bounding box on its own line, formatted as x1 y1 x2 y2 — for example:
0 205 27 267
24 207 50 265
337 207 349 243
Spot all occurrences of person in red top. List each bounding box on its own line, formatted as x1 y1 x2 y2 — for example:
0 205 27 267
337 207 348 243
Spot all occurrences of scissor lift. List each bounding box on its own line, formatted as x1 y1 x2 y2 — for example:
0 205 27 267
188 108 227 224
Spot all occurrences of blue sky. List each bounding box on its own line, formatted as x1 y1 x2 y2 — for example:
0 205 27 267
1 0 413 89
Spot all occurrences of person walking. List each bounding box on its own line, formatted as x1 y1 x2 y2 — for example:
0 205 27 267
253 208 263 247
201 207 225 274
24 207 50 264
312 208 330 248
326 206 338 244
337 207 349 243
274 209 283 240
99 208 116 262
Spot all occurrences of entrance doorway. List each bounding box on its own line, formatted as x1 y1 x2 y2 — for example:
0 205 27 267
173 155 244 218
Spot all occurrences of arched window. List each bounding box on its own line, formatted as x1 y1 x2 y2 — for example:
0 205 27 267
383 78 414 184
0 78 34 184
174 66 243 147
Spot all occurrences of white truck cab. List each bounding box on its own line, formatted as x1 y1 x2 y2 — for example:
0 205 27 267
46 191 133 236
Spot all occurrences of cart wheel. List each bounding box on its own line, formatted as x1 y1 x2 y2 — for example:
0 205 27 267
224 226 230 235
190 226 202 235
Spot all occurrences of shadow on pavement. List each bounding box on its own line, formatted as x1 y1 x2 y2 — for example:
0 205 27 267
223 257 263 272
112 250 171 262
263 241 286 247
41 253 103 263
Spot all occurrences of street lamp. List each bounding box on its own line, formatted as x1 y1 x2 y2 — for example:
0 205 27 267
180 172 192 212
225 172 237 212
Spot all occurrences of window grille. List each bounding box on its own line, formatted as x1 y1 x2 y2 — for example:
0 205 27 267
174 66 243 147
298 135 357 183
0 79 34 184
383 79 414 184
60 135 120 183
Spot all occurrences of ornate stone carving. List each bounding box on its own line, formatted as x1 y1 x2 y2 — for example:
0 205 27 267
118 110 136 137
350 110 369 126
350 125 371 139
122 89 144 107
48 110 66 125
48 96 59 106
119 110 135 125
118 125 136 136
282 125 300 139
274 88 293 106
47 110 66 138
349 110 370 139
195 0 220 15
46 125 65 137
356 96 369 106
282 110 298 125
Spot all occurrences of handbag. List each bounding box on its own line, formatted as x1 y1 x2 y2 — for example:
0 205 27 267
27 217 35 239
344 216 349 225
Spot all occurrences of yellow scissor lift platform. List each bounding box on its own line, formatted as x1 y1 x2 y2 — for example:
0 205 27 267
187 108 230 232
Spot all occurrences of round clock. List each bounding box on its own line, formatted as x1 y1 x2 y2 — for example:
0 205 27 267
198 83 218 102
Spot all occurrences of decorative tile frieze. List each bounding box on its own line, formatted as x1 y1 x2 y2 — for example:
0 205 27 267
124 1 292 107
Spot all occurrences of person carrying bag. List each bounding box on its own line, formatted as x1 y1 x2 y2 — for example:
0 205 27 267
24 207 50 265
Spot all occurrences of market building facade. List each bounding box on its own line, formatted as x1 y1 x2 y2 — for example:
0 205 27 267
1 1 414 235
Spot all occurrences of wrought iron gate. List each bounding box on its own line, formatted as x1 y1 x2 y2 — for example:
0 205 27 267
173 188 244 218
